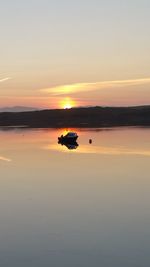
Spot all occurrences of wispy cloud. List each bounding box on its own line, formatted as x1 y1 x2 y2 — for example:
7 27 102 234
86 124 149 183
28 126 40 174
0 77 11 83
0 156 11 162
41 78 150 96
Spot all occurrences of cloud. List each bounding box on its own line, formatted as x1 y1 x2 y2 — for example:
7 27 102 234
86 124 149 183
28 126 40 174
41 78 150 96
0 77 11 83
0 156 11 162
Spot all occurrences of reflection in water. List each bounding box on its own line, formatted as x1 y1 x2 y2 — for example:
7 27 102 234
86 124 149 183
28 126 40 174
77 145 150 156
48 142 150 156
58 140 79 150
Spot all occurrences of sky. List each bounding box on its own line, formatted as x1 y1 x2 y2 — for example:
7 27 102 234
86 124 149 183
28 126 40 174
0 0 150 108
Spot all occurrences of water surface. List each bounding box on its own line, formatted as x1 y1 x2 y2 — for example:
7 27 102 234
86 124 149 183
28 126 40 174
0 127 150 267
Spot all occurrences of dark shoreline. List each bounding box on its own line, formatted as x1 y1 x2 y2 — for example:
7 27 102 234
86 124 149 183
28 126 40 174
0 106 149 128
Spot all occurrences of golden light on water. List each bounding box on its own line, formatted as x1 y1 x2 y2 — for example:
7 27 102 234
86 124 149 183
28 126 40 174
60 97 76 109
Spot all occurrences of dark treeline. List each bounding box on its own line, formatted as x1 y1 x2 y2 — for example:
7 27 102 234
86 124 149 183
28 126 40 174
0 106 150 128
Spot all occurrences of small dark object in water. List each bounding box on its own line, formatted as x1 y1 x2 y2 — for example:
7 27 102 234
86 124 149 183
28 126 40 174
89 139 92 144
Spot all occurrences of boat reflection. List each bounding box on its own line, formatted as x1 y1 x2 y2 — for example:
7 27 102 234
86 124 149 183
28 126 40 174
58 140 79 150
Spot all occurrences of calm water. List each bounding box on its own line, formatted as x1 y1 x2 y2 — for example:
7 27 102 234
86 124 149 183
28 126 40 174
0 127 150 267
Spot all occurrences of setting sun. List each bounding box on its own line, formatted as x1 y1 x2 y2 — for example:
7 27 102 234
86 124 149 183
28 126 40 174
64 103 72 109
60 97 76 109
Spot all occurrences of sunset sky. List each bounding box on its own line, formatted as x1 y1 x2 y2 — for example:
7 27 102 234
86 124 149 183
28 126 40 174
0 0 150 109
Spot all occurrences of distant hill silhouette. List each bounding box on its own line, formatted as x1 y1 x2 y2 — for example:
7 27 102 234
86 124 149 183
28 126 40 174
0 106 39 113
0 106 149 128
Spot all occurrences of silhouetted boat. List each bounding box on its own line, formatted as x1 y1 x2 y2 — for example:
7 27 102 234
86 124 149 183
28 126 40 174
58 132 78 143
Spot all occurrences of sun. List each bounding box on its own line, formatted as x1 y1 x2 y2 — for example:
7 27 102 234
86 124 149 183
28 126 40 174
64 103 72 109
60 97 76 109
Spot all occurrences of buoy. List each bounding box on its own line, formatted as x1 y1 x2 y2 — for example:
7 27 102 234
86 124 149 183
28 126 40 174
89 139 92 144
